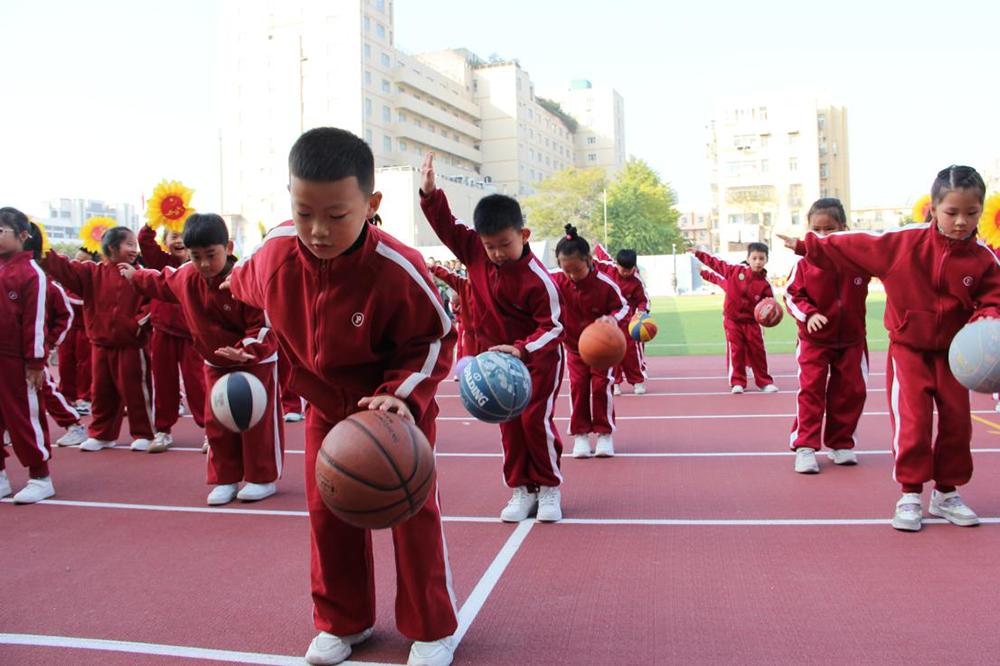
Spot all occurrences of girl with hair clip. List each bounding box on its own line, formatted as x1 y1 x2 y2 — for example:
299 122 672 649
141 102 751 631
40 225 160 453
550 224 629 459
0 208 56 503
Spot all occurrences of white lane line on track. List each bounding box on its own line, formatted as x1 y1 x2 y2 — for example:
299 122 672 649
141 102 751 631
438 388 890 398
434 409 1000 422
0 633 398 666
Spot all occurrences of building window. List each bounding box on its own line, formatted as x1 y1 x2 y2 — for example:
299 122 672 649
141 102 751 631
428 124 435 133
376 24 385 39
759 107 768 121
530 169 535 179
397 111 406 122
382 105 391 122
364 129 372 144
789 157 798 171
587 136 596 145
364 98 372 117
364 17 370 31
820 163 829 179
760 134 769 148
526 108 532 120
472 79 478 92
528 129 534 139
761 159 769 173
381 53 391 67
791 211 801 226
788 132 798 146
453 133 459 142
381 79 390 93
728 214 740 225
364 44 370 58
375 0 385 10
529 149 535 160
398 139 407 152
364 71 371 85
440 128 447 137
588 154 597 162
818 114 826 130
383 136 391 153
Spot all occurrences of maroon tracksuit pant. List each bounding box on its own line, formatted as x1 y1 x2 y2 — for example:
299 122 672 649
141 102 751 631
789 339 868 451
42 368 80 428
725 318 773 389
615 336 647 386
151 329 206 432
500 347 565 488
0 356 51 478
57 326 92 402
567 349 615 435
88 345 155 441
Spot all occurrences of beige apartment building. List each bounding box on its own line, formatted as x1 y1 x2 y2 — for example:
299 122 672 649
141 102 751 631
706 90 850 254
851 204 911 232
678 211 717 252
548 80 626 177
218 0 625 243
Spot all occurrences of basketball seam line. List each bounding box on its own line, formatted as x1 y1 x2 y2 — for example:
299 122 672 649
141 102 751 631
317 447 405 492
345 417 417 516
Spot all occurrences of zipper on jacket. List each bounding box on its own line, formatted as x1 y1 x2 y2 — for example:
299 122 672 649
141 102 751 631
934 244 949 348
314 260 328 370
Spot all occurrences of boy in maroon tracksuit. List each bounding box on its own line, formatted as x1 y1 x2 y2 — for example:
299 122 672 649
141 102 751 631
779 165 1000 531
551 226 628 459
137 224 208 453
782 199 869 474
123 214 284 505
228 129 459 666
419 152 567 524
430 263 478 361
0 211 55 504
691 244 778 393
41 227 158 452
594 244 650 394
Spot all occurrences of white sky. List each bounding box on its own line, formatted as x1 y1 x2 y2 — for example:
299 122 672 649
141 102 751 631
2 0 998 218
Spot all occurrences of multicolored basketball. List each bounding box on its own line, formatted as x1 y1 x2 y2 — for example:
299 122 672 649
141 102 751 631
459 351 533 423
948 319 1000 393
579 320 627 369
210 371 268 433
628 315 659 342
315 410 436 530
754 297 784 328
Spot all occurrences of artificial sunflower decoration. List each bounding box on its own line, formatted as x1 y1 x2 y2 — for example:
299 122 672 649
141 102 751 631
257 220 268 239
146 179 195 232
79 216 115 254
912 193 932 223
978 192 1000 249
29 218 51 258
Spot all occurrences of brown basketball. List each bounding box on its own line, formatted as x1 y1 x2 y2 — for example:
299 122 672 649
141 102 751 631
315 410 436 530
578 320 627 370
754 297 784 328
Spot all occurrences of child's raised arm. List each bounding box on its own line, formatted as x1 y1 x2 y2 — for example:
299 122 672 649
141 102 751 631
418 152 481 265
778 231 896 279
39 250 91 298
691 249 736 278
122 265 181 305
137 224 173 271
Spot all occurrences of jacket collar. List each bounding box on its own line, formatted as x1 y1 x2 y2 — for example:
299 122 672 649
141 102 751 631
296 222 375 274
1 250 33 267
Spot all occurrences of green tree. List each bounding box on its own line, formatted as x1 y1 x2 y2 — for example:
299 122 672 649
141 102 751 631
522 167 607 240
605 158 684 255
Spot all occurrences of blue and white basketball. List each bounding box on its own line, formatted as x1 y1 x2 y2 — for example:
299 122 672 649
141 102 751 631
210 371 268 432
459 351 533 423
949 319 1000 393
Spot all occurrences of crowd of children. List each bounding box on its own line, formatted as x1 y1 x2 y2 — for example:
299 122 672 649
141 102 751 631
3 123 998 665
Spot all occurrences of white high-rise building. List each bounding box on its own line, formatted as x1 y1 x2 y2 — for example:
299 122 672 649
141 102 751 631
548 80 626 177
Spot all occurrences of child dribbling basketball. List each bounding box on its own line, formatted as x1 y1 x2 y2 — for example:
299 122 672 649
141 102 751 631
783 199 869 474
227 128 459 666
593 245 650 395
551 225 628 458
778 165 1000 531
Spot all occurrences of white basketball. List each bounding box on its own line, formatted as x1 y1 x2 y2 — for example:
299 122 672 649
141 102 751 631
210 371 268 433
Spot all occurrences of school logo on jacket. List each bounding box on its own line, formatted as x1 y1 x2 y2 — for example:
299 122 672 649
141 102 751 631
963 276 974 287
854 277 864 286
738 273 745 281
223 304 232 312
351 312 365 327
7 291 17 300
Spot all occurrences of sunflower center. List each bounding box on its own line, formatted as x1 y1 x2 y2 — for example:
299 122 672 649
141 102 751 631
161 194 186 220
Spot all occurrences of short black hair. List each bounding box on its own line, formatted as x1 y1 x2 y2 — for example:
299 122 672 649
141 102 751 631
747 242 769 256
23 222 44 261
555 224 590 259
0 207 30 236
101 226 133 258
77 247 100 261
616 249 637 269
473 194 524 235
807 198 847 227
183 213 229 248
289 127 375 195
931 165 986 205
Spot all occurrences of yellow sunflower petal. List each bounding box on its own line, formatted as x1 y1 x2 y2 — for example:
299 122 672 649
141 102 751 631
79 216 116 255
978 192 1000 249
912 193 932 223
146 179 196 232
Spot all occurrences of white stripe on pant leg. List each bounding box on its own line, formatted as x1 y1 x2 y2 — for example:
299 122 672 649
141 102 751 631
269 362 282 478
727 339 734 386
605 365 616 434
637 340 648 380
26 384 49 462
789 343 802 451
44 368 79 421
565 355 577 436
851 347 870 449
890 356 902 483
542 346 565 483
138 348 156 434
433 485 460 619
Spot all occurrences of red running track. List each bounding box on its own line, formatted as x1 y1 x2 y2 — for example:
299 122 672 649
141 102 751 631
4 351 1000 665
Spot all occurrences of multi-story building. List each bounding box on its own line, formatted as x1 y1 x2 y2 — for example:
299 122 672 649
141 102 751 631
218 0 624 242
851 204 911 232
42 198 140 242
547 80 626 177
678 211 717 252
706 90 849 254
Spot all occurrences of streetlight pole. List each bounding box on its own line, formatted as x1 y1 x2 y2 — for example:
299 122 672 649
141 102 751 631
672 243 678 295
603 188 608 247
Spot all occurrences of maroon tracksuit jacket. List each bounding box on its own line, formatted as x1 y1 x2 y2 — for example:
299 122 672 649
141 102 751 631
40 280 82 429
694 251 775 389
420 187 567 490
229 220 459 642
594 244 650 385
550 267 628 435
783 257 870 452
57 286 92 402
431 264 478 358
796 224 1000 489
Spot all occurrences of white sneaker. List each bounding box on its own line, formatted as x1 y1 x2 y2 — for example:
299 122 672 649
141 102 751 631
178 402 187 417
148 432 173 454
202 436 210 454
633 383 646 395
305 628 374 665
762 384 779 393
75 399 92 415
207 484 239 506
572 434 591 459
536 485 563 522
80 438 116 452
595 434 615 458
500 486 537 522
13 476 55 504
237 482 276 502
0 470 11 498
827 449 858 465
892 493 923 531
613 384 621 396
794 447 819 474
130 438 152 452
408 635 456 666
283 412 304 423
731 385 745 394
995 401 1000 413
56 424 88 447
929 490 980 527
3 431 11 446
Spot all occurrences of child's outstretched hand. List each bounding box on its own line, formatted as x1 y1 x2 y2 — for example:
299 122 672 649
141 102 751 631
118 263 137 281
776 234 797 250
597 315 616 325
489 344 522 359
685 247 697 254
26 367 44 391
358 395 414 424
806 313 828 333
218 275 231 291
214 346 254 363
420 152 436 195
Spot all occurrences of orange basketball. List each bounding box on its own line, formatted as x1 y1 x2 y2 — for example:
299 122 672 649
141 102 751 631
754 297 784 328
578 320 627 369
315 410 436 530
